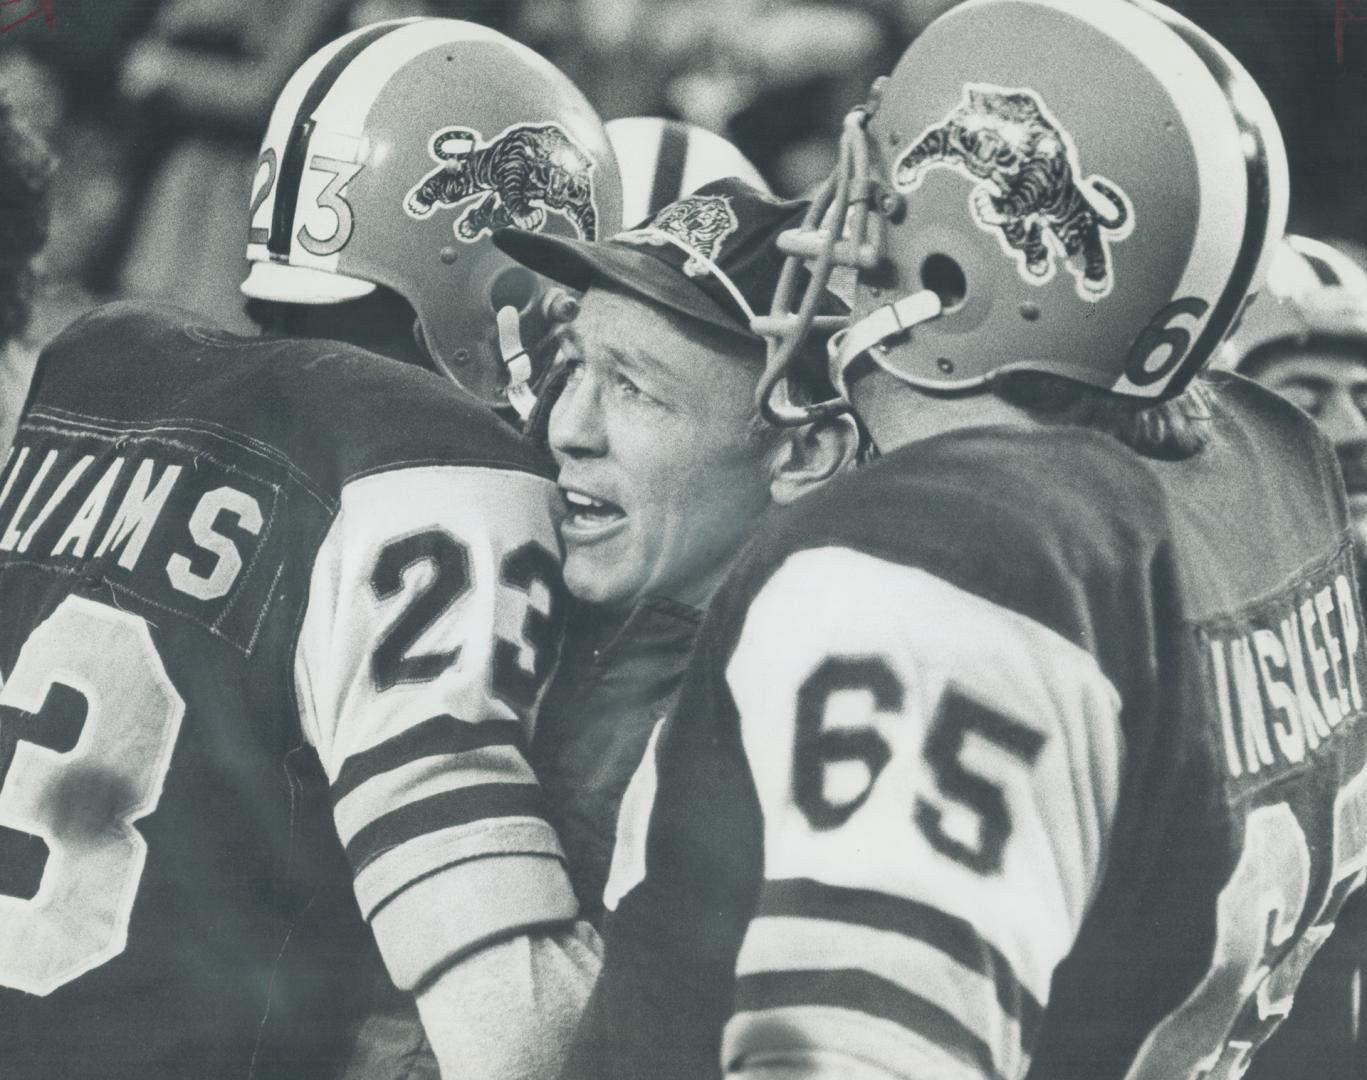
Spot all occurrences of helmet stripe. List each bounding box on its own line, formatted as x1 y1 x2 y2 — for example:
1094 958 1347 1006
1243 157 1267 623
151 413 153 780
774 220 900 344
649 121 690 221
268 21 410 258
1146 8 1273 389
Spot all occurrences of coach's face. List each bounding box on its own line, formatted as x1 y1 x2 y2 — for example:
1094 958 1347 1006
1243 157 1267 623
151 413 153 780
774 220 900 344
548 287 778 610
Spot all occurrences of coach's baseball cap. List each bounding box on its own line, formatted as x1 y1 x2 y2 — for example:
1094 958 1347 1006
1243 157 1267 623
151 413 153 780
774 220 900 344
492 177 847 367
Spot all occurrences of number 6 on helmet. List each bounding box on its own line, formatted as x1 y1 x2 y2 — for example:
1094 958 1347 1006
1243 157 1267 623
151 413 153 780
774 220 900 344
757 0 1289 422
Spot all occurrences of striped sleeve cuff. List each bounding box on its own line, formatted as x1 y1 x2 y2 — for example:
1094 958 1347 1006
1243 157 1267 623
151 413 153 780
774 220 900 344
330 714 560 898
328 714 577 987
724 879 1040 1080
370 850 578 991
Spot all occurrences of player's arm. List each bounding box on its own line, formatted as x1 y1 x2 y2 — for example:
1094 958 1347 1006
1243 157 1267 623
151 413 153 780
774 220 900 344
719 545 1130 1080
294 463 591 1079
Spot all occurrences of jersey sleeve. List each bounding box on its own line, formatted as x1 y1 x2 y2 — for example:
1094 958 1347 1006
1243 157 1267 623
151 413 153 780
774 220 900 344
720 546 1127 1080
293 463 574 991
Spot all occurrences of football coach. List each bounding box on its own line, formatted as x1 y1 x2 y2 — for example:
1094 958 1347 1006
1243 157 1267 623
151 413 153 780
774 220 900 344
492 177 857 920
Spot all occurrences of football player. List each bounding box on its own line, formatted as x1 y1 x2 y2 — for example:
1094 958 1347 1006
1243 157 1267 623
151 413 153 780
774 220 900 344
1220 236 1367 1080
0 18 621 1080
1224 236 1367 565
566 2 1367 1079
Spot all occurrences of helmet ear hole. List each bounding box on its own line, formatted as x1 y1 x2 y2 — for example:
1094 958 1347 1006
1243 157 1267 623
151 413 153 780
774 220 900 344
489 266 540 314
920 254 967 311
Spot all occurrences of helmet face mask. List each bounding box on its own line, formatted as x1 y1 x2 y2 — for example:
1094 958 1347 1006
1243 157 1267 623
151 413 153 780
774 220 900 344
242 18 622 405
755 0 1290 419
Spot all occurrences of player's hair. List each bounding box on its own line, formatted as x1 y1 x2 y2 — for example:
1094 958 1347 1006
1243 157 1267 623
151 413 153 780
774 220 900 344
0 92 53 344
989 370 1215 459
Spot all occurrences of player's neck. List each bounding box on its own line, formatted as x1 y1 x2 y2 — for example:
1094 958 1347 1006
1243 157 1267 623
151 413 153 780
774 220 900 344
850 368 1036 454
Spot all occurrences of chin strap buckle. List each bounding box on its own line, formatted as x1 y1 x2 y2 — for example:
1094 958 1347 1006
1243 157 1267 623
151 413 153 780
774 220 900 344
496 305 537 421
830 289 942 392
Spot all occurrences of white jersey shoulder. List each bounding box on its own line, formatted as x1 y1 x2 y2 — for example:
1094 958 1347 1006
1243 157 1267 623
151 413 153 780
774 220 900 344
723 545 1124 1080
295 463 574 990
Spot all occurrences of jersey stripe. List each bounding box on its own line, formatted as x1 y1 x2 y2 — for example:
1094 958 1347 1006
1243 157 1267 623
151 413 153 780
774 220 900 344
733 969 1008 1080
737 916 1030 1071
756 878 1043 1041
342 782 546 874
353 818 563 919
332 744 537 843
330 715 526 802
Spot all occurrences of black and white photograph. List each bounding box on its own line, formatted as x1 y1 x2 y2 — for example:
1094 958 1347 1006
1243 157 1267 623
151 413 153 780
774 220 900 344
2 1 1367 1077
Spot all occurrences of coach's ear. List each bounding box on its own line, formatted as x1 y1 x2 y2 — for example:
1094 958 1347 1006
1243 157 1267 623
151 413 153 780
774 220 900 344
768 412 859 506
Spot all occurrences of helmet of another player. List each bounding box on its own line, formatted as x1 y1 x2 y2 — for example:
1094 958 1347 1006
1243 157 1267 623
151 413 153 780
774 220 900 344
241 18 623 405
1219 235 1367 378
606 117 769 227
1221 236 1367 553
756 0 1289 422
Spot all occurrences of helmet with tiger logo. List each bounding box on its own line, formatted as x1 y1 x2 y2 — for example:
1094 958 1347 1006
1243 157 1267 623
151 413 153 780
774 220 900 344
241 18 622 405
753 0 1289 423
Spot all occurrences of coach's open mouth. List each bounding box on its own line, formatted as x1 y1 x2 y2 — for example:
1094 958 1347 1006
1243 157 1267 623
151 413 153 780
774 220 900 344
559 485 626 542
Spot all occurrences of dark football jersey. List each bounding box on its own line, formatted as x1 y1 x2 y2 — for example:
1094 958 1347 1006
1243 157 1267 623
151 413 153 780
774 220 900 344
570 372 1367 1080
0 302 570 1079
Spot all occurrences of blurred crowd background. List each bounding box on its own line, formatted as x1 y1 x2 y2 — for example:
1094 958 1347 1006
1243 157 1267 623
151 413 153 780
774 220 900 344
0 0 1364 348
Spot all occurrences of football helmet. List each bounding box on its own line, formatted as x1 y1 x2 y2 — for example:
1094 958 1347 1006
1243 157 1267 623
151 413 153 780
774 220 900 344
1219 235 1367 374
607 117 769 227
242 17 622 405
754 0 1289 423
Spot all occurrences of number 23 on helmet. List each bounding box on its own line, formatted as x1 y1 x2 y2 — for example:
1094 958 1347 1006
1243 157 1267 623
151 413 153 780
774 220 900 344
242 18 623 406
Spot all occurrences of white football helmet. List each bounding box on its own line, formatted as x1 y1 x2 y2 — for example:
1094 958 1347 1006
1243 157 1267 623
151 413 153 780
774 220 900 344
754 0 1290 424
607 117 769 227
241 18 622 406
1219 235 1367 374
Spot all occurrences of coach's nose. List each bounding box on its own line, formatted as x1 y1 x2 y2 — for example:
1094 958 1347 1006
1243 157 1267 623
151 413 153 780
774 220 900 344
548 362 607 462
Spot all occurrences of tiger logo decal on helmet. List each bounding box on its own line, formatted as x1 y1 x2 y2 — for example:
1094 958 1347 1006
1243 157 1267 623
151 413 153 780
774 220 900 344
896 84 1134 301
617 194 740 278
404 121 600 242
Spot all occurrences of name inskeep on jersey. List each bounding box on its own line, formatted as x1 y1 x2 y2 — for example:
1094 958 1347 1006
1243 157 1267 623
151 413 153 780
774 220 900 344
596 412 1367 1080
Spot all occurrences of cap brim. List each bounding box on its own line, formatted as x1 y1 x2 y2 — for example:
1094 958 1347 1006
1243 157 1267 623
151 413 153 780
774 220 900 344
240 261 377 305
492 229 751 338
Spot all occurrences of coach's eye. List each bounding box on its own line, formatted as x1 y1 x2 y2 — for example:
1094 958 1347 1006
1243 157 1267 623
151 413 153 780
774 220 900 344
613 371 659 406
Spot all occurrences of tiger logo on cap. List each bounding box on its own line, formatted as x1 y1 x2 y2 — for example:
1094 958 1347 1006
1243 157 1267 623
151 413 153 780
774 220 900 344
617 194 740 278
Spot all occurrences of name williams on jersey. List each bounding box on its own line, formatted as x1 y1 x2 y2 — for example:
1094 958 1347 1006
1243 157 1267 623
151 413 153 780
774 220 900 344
1201 546 1367 790
0 435 288 655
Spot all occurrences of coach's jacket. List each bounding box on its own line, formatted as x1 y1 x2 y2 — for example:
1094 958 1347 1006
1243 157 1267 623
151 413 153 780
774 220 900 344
532 596 703 924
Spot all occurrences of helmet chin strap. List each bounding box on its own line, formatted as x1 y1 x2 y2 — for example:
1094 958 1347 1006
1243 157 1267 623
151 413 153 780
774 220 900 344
829 289 942 396
496 306 537 421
